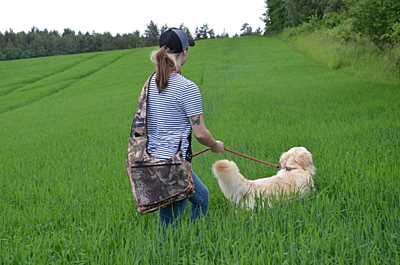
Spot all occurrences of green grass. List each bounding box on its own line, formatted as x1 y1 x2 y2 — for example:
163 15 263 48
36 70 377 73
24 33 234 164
278 27 400 85
1 36 399 264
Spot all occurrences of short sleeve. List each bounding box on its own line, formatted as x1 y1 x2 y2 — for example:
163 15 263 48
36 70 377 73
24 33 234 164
179 81 203 117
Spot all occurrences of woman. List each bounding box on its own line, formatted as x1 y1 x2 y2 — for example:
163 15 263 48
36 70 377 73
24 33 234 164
147 27 224 232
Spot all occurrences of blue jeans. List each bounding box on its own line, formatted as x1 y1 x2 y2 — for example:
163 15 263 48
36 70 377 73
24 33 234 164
158 170 209 231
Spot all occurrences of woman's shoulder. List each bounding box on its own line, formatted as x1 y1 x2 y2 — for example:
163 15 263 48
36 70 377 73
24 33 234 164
171 73 197 87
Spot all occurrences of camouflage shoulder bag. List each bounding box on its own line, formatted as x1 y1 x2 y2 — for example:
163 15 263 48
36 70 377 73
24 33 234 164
125 73 195 214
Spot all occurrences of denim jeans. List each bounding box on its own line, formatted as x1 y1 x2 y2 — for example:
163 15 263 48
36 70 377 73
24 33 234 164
158 170 209 231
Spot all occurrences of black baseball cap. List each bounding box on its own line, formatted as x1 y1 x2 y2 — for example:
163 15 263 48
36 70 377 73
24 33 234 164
159 27 195 53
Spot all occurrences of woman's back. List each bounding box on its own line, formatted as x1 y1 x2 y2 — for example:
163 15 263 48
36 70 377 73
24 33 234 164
147 73 202 161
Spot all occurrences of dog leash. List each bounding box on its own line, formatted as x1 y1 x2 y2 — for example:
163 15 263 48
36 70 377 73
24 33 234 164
192 147 281 169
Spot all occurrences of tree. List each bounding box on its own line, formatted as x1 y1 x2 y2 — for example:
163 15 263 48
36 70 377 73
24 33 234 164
4 29 16 45
62 28 75 37
161 24 169 34
92 32 103 52
114 33 126 50
195 27 201 40
144 20 159 46
240 23 253 36
216 29 229 38
195 24 214 40
208 28 216 38
0 22 196 61
47 30 60 55
101 32 114 51
262 0 328 32
58 28 78 54
132 30 143 48
350 0 400 45
262 0 285 32
30 33 46 57
254 27 263 35
179 23 193 40
3 42 26 60
0 31 5 48
200 24 209 39
0 47 5 60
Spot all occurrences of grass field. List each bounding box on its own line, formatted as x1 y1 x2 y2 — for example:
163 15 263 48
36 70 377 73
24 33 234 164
1 36 399 264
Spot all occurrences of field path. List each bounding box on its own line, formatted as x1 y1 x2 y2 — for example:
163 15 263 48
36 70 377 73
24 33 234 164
0 50 129 113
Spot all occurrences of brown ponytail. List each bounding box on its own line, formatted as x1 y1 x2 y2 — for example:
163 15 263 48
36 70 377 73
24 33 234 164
151 46 180 93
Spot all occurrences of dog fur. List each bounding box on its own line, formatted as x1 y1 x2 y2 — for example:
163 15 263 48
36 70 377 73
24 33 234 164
211 147 316 209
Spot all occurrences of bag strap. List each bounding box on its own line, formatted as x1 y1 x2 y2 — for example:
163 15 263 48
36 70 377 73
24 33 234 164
130 73 155 138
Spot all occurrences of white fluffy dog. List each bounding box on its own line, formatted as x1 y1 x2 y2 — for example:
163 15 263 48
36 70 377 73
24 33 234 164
212 147 316 209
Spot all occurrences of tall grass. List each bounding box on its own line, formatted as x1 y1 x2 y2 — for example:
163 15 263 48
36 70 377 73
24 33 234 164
0 36 399 264
278 27 400 85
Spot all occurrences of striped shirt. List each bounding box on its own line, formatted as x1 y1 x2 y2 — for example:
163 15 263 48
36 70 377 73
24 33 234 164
147 73 203 161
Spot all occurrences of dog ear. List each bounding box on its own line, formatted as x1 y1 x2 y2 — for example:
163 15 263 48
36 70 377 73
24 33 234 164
279 152 288 167
297 153 313 171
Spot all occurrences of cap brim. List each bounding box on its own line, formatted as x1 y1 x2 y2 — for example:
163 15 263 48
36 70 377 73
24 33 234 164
188 39 195 47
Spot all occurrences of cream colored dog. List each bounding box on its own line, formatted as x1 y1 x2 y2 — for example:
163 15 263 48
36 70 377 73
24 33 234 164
212 147 316 209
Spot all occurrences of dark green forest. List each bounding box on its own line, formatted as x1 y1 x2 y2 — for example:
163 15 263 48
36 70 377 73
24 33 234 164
264 0 399 47
1 0 399 61
0 21 260 61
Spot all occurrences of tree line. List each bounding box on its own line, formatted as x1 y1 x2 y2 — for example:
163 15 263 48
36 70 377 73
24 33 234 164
3 0 397 62
263 0 400 48
0 21 263 61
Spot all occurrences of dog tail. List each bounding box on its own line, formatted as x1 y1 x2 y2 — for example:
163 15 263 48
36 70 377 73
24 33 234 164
212 160 239 181
212 159 250 205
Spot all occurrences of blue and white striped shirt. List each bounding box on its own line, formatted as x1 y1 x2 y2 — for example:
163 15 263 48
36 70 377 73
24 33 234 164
147 73 203 161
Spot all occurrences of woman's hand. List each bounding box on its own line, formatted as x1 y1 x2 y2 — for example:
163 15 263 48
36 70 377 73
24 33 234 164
210 140 224 153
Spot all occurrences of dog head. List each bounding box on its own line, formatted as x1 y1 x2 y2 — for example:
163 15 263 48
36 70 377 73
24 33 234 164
279 147 316 175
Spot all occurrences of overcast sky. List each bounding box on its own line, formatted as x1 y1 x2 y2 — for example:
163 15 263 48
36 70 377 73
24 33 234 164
1 0 266 36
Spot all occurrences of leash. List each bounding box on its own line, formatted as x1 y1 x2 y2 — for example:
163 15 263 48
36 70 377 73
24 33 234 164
192 147 281 169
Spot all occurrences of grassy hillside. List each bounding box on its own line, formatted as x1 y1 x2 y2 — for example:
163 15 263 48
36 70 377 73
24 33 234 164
278 27 400 85
0 36 399 264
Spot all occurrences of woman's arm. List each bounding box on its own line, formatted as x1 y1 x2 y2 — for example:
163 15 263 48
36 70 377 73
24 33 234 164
189 114 224 153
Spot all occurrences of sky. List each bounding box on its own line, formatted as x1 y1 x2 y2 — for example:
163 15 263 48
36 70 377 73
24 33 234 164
1 0 266 37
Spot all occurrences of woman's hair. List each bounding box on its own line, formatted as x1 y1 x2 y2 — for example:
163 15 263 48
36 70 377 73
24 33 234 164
150 46 181 93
